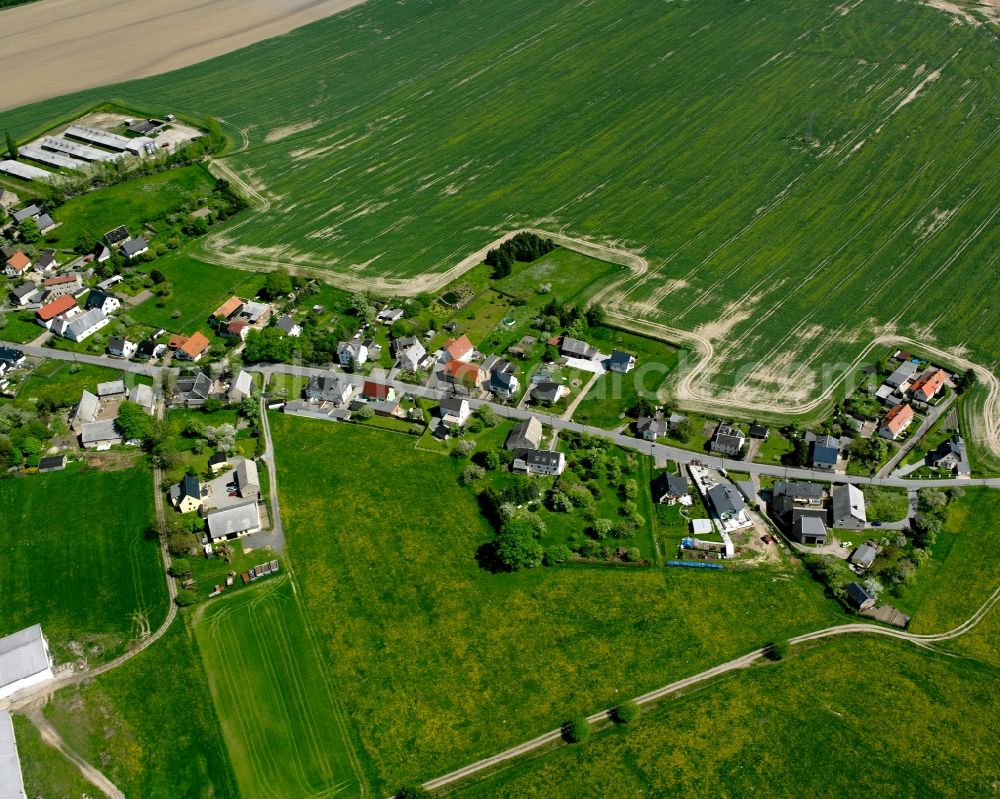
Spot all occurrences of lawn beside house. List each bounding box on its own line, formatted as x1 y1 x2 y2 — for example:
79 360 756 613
271 414 845 792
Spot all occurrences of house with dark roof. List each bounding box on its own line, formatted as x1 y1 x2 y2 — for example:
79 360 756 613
771 481 827 528
607 350 635 373
34 249 57 274
208 452 229 472
37 455 66 473
80 419 122 450
169 474 203 514
174 372 212 407
884 360 919 389
35 214 55 234
847 582 875 611
275 314 301 337
810 434 840 471
830 484 867 529
305 375 353 405
930 436 970 477
85 288 120 315
92 242 111 263
650 471 689 504
792 516 827 545
512 448 566 476
532 381 568 404
10 282 38 306
120 237 149 259
636 415 667 441
337 337 368 367
439 396 470 427
107 336 137 359
560 336 598 360
505 417 543 451
104 225 129 245
11 205 41 225
710 422 746 456
0 347 25 369
707 483 746 521
850 543 879 570
749 424 769 440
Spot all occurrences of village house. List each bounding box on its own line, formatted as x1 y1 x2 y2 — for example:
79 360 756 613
212 296 244 323
878 403 914 440
97 380 126 399
830 484 868 530
11 205 41 225
35 213 55 234
749 424 770 440
636 415 667 441
33 249 57 274
481 356 519 398
884 360 919 390
810 434 840 471
441 334 475 363
208 452 229 472
120 237 149 259
104 225 129 246
850 542 879 570
239 300 272 325
607 349 636 373
41 272 82 298
275 314 302 337
792 516 827 545
531 381 569 404
439 396 471 427
707 483 746 522
847 582 876 611
80 419 122 450
128 383 155 414
235 458 261 501
560 336 598 360
376 308 404 325
771 481 827 528
362 380 395 402
92 242 111 263
393 336 427 372
305 375 354 405
10 282 38 306
4 250 31 277
0 188 17 210
137 339 167 360
35 295 80 329
206 501 261 541
176 332 211 362
337 337 368 368
710 422 746 456
441 359 485 391
650 471 690 504
228 370 253 402
930 436 970 477
170 474 204 514
505 417 543 451
512 448 566 476
85 288 121 315
0 624 54 701
0 347 26 370
107 336 138 359
173 372 213 407
54 308 109 342
71 390 100 431
910 368 947 402
37 455 67 473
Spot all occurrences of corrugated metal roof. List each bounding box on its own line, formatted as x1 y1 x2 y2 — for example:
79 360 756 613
0 711 27 799
0 624 50 691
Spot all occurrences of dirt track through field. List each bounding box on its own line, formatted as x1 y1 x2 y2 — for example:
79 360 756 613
0 0 370 112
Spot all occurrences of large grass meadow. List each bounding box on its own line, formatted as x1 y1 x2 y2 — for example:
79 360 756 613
193 575 366 799
453 636 1000 799
270 414 845 791
1 0 996 408
0 465 167 663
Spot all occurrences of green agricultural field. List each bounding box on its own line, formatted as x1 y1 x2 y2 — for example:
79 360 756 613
129 251 265 333
0 0 996 416
573 326 680 428
43 165 216 252
0 465 166 662
194 576 366 799
271 415 846 791
45 621 238 799
896 488 1000 633
453 637 1000 799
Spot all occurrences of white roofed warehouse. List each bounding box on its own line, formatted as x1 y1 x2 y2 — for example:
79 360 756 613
0 624 54 701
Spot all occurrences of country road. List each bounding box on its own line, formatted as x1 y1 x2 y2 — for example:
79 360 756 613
3 337 992 489
420 581 1000 793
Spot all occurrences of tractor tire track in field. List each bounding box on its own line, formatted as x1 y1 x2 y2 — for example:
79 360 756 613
24 709 125 799
418 581 1000 795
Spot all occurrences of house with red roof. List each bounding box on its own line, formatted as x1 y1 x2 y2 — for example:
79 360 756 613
878 403 914 440
441 359 485 390
362 380 395 402
442 335 474 363
910 368 947 403
35 294 80 329
4 250 31 277
177 331 211 362
212 296 244 321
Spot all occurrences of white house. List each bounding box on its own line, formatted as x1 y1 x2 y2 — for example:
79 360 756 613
337 337 368 367
608 350 636 373
54 308 109 342
120 237 149 259
107 336 138 359
228 370 253 402
275 314 302 337
0 624 54 700
80 419 122 450
512 449 566 476
439 396 471 427
85 289 121 315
